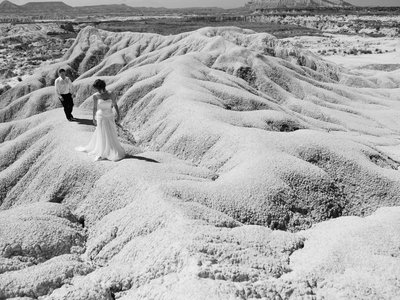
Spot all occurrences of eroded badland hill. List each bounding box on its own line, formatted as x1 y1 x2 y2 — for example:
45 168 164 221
0 26 400 299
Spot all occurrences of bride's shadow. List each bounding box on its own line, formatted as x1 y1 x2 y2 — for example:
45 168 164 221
124 154 159 163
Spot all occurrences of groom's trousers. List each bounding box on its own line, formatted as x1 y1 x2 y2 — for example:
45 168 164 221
59 93 74 120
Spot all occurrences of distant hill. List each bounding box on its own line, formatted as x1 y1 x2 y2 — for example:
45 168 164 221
0 1 232 16
246 0 353 9
0 0 23 13
0 0 76 14
0 0 354 16
21 1 75 12
77 4 141 14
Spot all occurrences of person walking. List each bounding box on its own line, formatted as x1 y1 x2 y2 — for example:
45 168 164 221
55 68 74 121
75 79 125 161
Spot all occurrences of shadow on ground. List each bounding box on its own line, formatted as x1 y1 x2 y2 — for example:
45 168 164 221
73 118 93 126
124 154 159 163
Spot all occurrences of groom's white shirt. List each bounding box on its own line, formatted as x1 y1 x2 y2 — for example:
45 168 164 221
55 76 73 97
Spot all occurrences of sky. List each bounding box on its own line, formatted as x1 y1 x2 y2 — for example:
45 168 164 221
8 0 400 8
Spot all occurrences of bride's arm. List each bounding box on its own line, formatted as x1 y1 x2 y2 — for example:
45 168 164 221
111 93 121 124
93 95 98 126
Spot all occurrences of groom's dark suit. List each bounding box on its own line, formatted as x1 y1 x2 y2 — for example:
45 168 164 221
55 76 74 120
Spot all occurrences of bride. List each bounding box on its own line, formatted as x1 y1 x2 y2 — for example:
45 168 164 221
76 79 125 161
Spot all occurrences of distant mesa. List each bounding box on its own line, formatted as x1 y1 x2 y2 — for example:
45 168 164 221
21 1 75 12
77 3 139 14
0 0 152 15
0 0 131 14
246 0 353 9
0 0 75 13
0 0 21 12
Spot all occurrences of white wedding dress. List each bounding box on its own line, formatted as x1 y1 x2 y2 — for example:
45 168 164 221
76 98 125 161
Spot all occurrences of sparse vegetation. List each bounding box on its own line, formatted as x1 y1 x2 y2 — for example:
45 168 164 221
60 22 75 33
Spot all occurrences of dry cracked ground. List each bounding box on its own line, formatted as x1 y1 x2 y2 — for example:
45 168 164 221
0 26 400 299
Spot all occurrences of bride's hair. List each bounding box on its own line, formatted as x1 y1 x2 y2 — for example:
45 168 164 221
93 79 106 91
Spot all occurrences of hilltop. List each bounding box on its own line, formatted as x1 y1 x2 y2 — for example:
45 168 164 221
21 1 75 13
0 0 75 14
0 0 20 12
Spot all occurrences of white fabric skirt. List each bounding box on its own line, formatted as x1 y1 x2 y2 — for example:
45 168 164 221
76 111 125 162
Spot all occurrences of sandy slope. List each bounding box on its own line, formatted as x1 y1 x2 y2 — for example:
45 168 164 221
0 26 400 299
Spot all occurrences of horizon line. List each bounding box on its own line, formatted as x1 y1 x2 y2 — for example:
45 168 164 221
2 0 400 9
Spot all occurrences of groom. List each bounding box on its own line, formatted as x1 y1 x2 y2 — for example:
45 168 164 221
55 68 74 121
